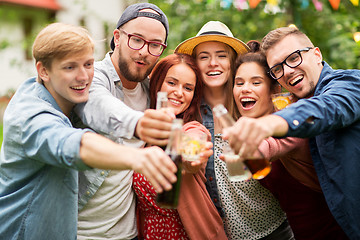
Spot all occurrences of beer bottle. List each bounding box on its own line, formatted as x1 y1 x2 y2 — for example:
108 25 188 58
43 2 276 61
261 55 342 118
156 91 168 110
156 118 183 208
212 104 271 180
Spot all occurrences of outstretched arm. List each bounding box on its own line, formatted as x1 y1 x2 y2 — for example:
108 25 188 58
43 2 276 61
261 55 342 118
79 132 177 193
223 114 289 158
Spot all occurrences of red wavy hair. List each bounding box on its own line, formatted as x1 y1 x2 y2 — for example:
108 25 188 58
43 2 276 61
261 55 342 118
149 53 204 123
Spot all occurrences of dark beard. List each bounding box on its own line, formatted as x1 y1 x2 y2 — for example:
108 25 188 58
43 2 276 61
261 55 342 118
118 55 154 83
296 80 316 99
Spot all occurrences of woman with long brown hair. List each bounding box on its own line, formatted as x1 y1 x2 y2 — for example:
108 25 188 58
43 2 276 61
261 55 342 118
133 53 226 240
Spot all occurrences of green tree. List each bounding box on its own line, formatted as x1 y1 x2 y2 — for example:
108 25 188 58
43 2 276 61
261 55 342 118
149 0 360 69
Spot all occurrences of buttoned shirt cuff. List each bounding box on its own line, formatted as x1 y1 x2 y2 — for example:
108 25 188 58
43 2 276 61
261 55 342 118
62 129 94 171
273 106 318 138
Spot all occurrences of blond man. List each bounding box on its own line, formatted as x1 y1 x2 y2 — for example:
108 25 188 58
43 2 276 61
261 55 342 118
0 23 176 240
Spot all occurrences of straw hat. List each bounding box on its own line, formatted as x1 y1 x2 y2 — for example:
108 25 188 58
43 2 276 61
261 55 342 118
175 21 249 56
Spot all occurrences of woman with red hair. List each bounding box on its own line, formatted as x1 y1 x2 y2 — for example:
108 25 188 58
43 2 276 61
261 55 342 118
133 53 227 240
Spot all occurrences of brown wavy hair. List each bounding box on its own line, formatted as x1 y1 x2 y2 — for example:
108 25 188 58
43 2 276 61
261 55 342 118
149 53 204 123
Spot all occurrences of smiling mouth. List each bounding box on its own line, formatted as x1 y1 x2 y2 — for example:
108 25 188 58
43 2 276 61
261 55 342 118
241 98 256 109
289 75 303 86
169 98 182 105
71 85 86 90
207 71 221 76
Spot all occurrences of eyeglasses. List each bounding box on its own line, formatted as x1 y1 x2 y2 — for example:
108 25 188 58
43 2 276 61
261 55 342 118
120 29 167 57
268 47 313 80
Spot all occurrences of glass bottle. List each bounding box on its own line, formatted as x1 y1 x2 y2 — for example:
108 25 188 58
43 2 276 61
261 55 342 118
156 91 169 150
212 104 271 180
156 91 168 110
156 118 183 208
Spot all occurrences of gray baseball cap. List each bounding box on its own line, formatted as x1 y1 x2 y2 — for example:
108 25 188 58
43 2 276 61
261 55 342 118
110 3 169 50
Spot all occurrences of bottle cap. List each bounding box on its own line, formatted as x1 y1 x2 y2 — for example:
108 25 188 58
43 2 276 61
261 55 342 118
212 104 228 118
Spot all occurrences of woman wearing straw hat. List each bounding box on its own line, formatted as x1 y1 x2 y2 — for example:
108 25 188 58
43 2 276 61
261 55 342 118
175 21 294 239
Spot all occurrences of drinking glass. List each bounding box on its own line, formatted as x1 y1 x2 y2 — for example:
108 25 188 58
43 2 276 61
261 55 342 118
181 132 207 162
271 92 295 111
243 148 271 180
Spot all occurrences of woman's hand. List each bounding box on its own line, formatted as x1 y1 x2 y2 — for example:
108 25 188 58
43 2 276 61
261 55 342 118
182 141 213 174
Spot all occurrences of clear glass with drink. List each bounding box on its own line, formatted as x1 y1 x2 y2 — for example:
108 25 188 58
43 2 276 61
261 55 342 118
271 92 295 111
180 131 207 162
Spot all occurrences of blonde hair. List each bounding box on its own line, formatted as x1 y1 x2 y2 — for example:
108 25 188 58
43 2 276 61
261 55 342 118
33 23 94 71
261 27 313 55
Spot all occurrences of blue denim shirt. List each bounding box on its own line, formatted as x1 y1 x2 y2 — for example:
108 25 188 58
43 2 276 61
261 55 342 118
200 101 225 217
274 62 360 239
0 77 91 239
74 52 150 210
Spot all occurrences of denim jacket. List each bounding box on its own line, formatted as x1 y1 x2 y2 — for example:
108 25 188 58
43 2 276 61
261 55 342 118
275 62 360 239
200 101 225 217
74 52 150 210
0 78 91 239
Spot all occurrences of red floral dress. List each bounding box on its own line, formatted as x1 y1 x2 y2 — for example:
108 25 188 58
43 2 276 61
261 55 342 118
133 172 189 240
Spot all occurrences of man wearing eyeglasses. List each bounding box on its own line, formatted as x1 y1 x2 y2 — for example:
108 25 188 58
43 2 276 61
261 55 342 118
74 3 174 239
224 27 360 239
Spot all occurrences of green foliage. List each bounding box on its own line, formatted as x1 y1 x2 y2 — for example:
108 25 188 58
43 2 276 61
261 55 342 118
0 40 10 50
149 0 360 69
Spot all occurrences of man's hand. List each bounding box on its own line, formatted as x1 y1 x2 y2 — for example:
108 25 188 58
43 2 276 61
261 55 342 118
132 146 178 193
80 132 177 193
222 115 288 158
135 109 175 146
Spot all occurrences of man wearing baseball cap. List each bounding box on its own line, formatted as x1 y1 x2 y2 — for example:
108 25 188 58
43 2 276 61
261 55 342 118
74 3 173 239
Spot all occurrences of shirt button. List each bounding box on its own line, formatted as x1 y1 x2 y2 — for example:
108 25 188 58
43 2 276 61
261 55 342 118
203 109 208 115
293 120 299 126
213 198 218 203
209 177 213 181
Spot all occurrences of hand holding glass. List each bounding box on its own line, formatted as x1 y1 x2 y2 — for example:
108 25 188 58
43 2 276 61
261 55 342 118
181 132 207 162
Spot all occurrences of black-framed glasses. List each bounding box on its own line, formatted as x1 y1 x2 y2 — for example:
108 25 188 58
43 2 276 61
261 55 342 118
120 29 167 57
268 47 313 80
